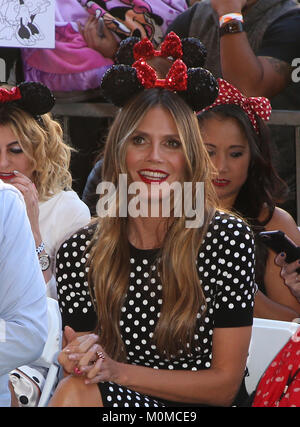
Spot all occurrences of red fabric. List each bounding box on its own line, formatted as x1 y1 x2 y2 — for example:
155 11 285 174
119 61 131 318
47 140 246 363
133 31 183 61
252 328 300 407
202 78 272 133
0 87 21 103
133 58 187 91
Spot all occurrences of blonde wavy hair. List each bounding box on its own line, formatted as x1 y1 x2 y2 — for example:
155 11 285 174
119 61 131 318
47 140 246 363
0 106 72 201
88 89 219 360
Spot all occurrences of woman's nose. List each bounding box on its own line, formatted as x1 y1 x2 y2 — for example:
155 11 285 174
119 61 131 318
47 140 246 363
0 152 10 170
145 142 163 163
214 154 229 173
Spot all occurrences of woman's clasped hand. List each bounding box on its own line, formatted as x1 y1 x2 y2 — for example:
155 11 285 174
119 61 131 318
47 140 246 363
60 329 116 385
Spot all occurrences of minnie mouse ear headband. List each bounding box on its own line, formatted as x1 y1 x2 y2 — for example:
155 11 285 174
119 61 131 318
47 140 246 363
100 32 219 111
0 81 55 121
201 78 272 133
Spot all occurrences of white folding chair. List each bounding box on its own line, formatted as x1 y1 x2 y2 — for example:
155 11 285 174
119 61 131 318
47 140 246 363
245 317 299 395
34 297 62 407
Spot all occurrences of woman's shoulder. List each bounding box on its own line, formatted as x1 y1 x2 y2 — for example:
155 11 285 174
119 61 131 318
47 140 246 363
201 210 254 255
265 206 300 245
209 210 253 235
54 189 89 208
57 221 97 254
41 189 86 206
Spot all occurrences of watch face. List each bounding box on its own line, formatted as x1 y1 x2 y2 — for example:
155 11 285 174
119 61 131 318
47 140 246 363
228 22 240 32
39 254 50 271
220 20 244 36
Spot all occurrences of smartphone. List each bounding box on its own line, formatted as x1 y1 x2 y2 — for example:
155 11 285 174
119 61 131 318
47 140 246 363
258 230 300 267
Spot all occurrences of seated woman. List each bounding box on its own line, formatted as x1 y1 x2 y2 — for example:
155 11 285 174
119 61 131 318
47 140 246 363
0 82 91 406
0 82 91 300
197 78 300 321
49 34 256 407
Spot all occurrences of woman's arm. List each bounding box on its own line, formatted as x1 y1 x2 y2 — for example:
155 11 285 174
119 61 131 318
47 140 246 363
263 207 300 313
8 171 52 283
65 325 252 406
254 289 299 322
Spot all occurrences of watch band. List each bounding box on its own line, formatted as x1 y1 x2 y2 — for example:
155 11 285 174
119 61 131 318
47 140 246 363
219 20 244 37
36 241 45 255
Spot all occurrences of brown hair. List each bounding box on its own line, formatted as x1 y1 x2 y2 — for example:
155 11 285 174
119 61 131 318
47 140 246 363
88 88 218 360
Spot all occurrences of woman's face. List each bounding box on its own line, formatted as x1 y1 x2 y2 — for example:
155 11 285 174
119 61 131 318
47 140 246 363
125 106 186 205
200 116 251 209
0 124 34 182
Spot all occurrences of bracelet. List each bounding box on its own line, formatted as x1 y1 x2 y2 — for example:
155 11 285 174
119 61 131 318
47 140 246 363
219 12 243 27
36 241 45 255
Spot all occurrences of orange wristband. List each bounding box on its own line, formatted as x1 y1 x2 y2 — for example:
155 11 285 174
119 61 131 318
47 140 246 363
219 13 243 27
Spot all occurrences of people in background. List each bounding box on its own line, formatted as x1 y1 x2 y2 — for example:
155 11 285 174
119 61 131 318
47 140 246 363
168 0 300 220
197 78 300 320
0 82 91 300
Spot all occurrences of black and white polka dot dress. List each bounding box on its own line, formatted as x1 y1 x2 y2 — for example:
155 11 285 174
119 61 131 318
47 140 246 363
56 211 256 407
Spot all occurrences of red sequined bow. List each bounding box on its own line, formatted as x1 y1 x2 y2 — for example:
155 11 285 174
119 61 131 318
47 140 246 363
133 31 183 61
203 78 272 133
0 86 21 103
133 58 187 92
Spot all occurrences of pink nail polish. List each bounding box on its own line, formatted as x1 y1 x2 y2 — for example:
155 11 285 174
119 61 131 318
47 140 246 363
73 367 83 376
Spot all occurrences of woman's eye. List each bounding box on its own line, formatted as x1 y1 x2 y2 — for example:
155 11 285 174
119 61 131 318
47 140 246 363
166 139 181 149
10 147 23 154
230 152 243 158
206 150 215 157
132 136 145 145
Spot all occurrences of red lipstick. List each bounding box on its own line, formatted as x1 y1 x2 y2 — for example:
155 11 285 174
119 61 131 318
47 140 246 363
138 169 169 184
0 173 15 181
212 178 230 187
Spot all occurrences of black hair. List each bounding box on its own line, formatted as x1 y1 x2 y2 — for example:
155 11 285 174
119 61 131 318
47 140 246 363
197 104 289 291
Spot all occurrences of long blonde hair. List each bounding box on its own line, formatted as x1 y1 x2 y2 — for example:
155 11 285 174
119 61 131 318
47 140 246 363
88 89 218 360
0 106 72 201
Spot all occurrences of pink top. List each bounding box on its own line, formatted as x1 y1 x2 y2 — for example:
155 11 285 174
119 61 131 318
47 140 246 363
22 0 187 75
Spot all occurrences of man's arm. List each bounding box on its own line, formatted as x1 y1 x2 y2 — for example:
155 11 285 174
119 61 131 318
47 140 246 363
211 0 292 97
219 32 291 97
0 186 48 376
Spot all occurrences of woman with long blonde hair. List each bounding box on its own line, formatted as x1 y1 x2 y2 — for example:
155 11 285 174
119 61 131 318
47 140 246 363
0 82 91 407
49 34 256 407
0 82 91 298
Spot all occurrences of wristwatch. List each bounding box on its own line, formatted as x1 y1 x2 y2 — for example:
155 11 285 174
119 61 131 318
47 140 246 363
219 20 244 37
39 253 51 271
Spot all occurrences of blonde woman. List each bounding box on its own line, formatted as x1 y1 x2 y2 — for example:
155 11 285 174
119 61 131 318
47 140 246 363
0 82 91 299
49 34 256 407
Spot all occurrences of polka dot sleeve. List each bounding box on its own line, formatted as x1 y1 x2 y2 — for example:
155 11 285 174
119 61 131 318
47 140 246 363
200 213 256 328
55 225 97 332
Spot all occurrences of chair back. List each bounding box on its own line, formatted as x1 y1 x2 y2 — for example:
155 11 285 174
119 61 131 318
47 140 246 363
245 317 299 394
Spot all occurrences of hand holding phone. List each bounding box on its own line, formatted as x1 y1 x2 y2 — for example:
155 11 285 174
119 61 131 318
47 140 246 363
258 230 300 272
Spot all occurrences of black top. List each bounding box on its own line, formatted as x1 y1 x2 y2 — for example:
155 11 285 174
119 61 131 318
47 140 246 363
56 211 255 350
55 211 255 406
167 8 300 65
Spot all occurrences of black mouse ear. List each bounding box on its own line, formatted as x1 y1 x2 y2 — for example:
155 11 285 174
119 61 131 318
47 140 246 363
100 64 143 107
178 68 219 111
17 81 55 116
115 36 141 65
181 37 207 68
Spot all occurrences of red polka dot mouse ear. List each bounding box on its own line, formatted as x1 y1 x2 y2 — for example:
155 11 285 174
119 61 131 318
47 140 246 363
201 78 272 133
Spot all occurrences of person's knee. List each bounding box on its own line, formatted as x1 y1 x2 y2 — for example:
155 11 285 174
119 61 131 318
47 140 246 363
49 375 102 407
